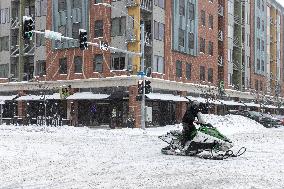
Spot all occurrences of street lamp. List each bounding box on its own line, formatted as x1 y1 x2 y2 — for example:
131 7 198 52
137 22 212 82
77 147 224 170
95 2 146 130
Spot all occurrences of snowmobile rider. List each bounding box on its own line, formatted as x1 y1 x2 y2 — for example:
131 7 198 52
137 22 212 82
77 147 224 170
181 100 207 147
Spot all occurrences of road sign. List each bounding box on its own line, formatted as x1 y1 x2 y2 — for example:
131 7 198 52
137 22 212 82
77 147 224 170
99 41 109 51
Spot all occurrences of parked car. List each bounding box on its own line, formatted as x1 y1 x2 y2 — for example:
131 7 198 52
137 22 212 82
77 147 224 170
229 110 281 128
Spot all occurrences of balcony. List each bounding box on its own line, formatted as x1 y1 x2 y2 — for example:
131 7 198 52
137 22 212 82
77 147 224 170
126 0 153 12
218 4 224 16
218 56 223 66
145 32 152 46
234 15 241 25
11 17 20 29
233 37 241 47
233 60 239 70
218 30 223 41
140 0 153 12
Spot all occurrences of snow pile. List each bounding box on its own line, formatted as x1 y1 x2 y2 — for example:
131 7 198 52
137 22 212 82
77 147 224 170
202 114 266 135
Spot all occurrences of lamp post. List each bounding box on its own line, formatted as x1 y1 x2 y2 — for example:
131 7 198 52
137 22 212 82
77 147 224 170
95 2 146 129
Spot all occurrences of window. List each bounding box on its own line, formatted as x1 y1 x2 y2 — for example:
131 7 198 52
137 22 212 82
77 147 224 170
262 1 264 11
262 20 264 31
71 0 81 9
179 0 185 16
0 36 9 51
111 17 126 36
201 10 206 26
200 38 205 53
188 3 195 20
74 56 82 73
36 60 46 76
257 0 260 9
261 40 264 51
59 58 67 74
261 60 264 72
260 81 263 91
188 32 194 49
179 29 185 47
255 80 259 91
176 61 182 78
36 31 46 47
257 38 260 50
208 68 213 83
111 55 125 70
154 21 164 41
209 14 213 29
257 59 260 70
208 41 213 56
257 17 260 29
72 23 81 39
154 0 164 9
93 55 103 72
200 66 205 81
58 0 67 11
94 20 103 38
153 55 164 73
186 63 191 80
0 64 8 78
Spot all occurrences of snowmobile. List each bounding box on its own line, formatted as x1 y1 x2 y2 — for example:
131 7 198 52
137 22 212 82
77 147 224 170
159 123 246 160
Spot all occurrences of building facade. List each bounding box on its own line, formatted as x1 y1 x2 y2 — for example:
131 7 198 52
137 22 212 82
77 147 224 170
1 0 284 128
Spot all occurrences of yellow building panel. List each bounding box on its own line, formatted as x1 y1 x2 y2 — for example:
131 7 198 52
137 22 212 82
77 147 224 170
127 2 141 74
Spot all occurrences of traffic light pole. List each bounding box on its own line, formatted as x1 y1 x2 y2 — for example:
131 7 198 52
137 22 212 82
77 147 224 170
19 0 26 81
140 23 146 130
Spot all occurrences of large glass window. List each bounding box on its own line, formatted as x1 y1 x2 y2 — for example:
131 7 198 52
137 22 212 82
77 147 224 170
179 29 185 47
111 55 125 70
200 66 205 81
176 61 182 78
94 20 103 38
111 17 126 36
59 58 67 74
74 56 82 73
93 55 103 72
188 3 195 20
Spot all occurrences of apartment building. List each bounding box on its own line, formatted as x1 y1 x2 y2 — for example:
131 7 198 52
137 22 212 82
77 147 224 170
0 0 47 82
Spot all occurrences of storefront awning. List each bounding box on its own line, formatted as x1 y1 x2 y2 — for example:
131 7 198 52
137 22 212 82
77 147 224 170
244 102 261 108
220 100 245 106
66 92 110 100
263 104 277 109
16 95 44 101
187 96 222 105
146 93 188 102
0 95 18 104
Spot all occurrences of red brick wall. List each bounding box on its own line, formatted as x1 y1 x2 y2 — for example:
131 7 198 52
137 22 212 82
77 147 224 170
45 0 113 81
164 0 219 88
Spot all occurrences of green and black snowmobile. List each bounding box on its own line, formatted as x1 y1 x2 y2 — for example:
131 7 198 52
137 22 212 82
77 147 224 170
159 123 246 160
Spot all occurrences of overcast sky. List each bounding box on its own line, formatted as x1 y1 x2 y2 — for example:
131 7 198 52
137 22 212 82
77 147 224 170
276 0 284 7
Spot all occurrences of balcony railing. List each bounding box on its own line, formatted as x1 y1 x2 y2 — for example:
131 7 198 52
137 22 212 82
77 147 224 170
233 61 239 70
11 17 19 29
140 0 153 12
145 32 152 46
218 56 223 66
218 4 224 16
218 30 223 41
234 15 241 25
233 36 241 47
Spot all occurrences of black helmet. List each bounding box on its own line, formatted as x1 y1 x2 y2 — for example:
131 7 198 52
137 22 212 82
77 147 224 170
191 100 200 110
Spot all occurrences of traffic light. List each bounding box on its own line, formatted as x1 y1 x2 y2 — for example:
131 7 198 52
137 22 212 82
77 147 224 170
138 81 143 94
22 16 34 40
79 29 88 50
145 80 151 94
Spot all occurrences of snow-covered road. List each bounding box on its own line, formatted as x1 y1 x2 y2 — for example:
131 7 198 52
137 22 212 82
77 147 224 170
0 115 283 189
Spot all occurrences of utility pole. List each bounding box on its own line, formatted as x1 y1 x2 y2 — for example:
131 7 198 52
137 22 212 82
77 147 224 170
140 23 146 130
19 0 26 81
